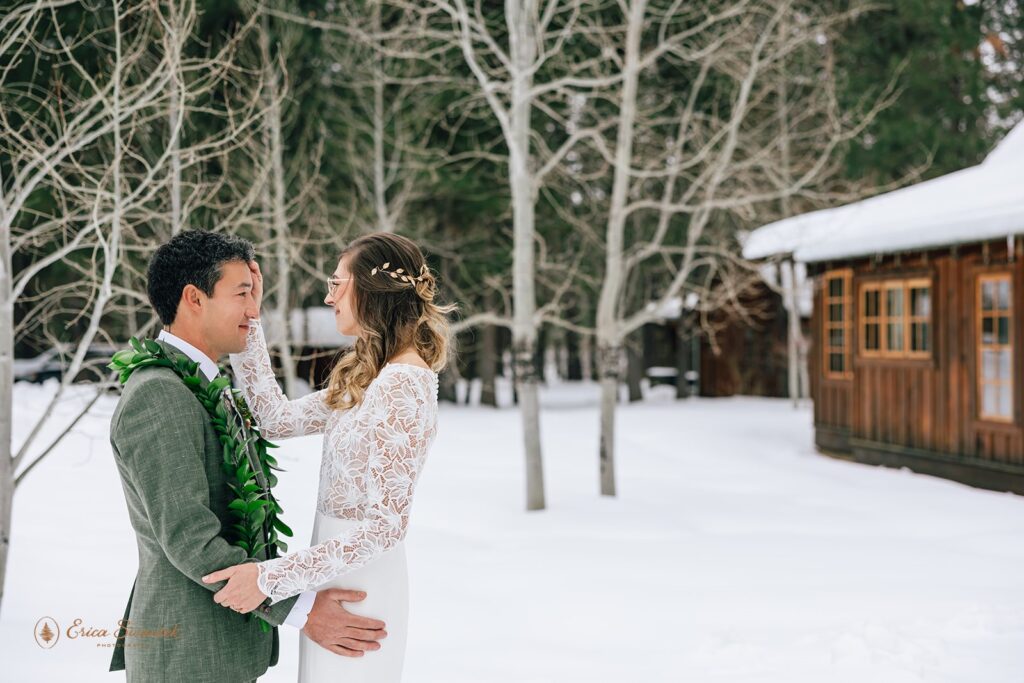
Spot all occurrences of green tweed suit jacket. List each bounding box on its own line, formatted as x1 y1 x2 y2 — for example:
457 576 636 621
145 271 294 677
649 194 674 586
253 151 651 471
108 340 298 682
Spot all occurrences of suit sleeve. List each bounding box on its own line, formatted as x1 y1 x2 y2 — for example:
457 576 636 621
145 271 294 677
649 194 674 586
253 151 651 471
113 373 297 621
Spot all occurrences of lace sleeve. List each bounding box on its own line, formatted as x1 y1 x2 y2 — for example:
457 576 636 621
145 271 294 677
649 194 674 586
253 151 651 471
254 369 437 603
228 319 331 439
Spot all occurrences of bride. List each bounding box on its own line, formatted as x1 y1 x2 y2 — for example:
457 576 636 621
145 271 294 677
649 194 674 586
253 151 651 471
202 232 456 682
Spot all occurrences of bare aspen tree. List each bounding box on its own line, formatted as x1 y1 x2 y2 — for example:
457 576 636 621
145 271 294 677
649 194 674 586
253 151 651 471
413 0 627 510
255 8 301 396
197 2 326 398
327 2 446 234
0 0 180 605
263 3 457 236
0 0 263 607
775 12 805 408
574 0 899 495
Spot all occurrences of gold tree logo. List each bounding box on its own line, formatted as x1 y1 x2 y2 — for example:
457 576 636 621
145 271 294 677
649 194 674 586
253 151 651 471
34 617 60 649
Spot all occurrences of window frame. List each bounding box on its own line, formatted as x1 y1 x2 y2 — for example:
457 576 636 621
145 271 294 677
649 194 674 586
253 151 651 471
860 281 883 358
857 276 933 361
976 272 1014 424
905 277 932 359
822 268 853 380
882 281 906 357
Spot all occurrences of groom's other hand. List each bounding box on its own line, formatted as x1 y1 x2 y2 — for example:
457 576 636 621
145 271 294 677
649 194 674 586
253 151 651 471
303 588 388 657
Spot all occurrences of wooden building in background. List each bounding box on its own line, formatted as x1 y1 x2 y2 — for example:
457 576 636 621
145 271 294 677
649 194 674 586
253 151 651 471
696 274 811 399
744 122 1024 494
640 271 811 400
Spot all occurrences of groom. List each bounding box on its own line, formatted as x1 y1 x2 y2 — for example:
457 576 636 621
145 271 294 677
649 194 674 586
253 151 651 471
109 230 387 681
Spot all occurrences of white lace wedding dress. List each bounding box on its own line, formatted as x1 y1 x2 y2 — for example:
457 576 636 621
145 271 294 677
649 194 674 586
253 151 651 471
229 319 439 682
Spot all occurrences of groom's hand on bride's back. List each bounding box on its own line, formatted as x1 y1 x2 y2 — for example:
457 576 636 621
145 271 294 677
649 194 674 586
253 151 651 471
303 588 388 658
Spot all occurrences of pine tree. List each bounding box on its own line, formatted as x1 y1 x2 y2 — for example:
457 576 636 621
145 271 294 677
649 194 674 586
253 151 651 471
833 0 1018 183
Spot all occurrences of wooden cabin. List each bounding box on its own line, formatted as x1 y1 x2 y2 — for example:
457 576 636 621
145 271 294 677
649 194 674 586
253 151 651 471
639 272 812 400
744 122 1024 494
808 238 1024 493
697 275 811 398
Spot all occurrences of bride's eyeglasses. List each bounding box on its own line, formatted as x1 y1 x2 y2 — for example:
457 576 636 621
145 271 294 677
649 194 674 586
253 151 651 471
326 276 352 298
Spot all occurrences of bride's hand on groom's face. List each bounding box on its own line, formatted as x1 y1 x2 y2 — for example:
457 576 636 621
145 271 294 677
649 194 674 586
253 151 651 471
202 563 267 614
247 260 263 313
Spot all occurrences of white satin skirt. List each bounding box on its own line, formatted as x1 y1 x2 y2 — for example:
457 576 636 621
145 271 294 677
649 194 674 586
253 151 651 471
297 512 409 683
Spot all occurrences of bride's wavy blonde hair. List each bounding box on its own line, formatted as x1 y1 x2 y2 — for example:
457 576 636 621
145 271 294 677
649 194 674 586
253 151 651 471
325 232 458 411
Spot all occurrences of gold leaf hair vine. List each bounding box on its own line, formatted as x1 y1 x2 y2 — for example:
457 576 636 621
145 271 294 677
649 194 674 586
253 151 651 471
370 261 430 284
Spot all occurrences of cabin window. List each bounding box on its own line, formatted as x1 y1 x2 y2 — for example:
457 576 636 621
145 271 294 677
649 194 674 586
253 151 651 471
823 269 852 379
907 278 931 357
861 284 882 354
859 277 932 359
978 274 1013 422
885 283 905 352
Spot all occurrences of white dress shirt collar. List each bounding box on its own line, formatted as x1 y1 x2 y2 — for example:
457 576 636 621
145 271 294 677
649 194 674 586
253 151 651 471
156 329 220 381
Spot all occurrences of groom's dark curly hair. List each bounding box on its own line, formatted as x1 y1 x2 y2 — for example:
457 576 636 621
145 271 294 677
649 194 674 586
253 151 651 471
147 229 255 325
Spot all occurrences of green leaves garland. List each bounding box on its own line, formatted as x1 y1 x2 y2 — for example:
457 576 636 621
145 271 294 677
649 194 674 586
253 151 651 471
109 337 294 632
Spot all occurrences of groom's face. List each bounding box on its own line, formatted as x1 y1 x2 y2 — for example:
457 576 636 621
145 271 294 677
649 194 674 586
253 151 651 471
198 259 259 356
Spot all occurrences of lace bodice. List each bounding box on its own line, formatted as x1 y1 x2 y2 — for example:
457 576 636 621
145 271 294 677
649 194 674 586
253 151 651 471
228 320 439 603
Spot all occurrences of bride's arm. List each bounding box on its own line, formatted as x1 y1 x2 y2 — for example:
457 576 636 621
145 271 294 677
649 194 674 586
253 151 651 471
253 372 436 603
228 318 331 439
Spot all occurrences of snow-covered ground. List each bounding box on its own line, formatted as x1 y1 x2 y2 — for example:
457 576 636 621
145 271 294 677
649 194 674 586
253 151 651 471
3 378 1024 682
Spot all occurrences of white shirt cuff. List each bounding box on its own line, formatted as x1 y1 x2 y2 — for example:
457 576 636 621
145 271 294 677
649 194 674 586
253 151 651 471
282 590 316 629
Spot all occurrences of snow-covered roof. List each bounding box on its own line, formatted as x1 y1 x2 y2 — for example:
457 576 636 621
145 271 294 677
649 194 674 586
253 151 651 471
742 121 1024 263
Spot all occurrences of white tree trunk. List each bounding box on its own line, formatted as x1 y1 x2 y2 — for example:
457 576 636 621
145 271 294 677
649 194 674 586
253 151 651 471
0 193 13 606
168 82 183 234
508 0 545 511
371 1 394 233
597 343 620 497
595 0 646 497
260 16 298 398
775 15 803 408
784 258 805 405
798 305 810 400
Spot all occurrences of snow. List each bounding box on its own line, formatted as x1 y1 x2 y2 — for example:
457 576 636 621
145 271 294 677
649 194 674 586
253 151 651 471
742 121 1024 263
4 379 1024 682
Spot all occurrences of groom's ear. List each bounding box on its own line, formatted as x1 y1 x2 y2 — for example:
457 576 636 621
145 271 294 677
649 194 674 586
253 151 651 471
180 283 206 315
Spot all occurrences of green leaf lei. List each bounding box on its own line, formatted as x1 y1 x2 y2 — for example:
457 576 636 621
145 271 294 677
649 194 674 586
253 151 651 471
108 337 294 632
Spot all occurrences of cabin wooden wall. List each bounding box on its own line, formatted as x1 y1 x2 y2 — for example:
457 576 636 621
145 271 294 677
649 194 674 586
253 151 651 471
809 237 1024 489
698 282 796 398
